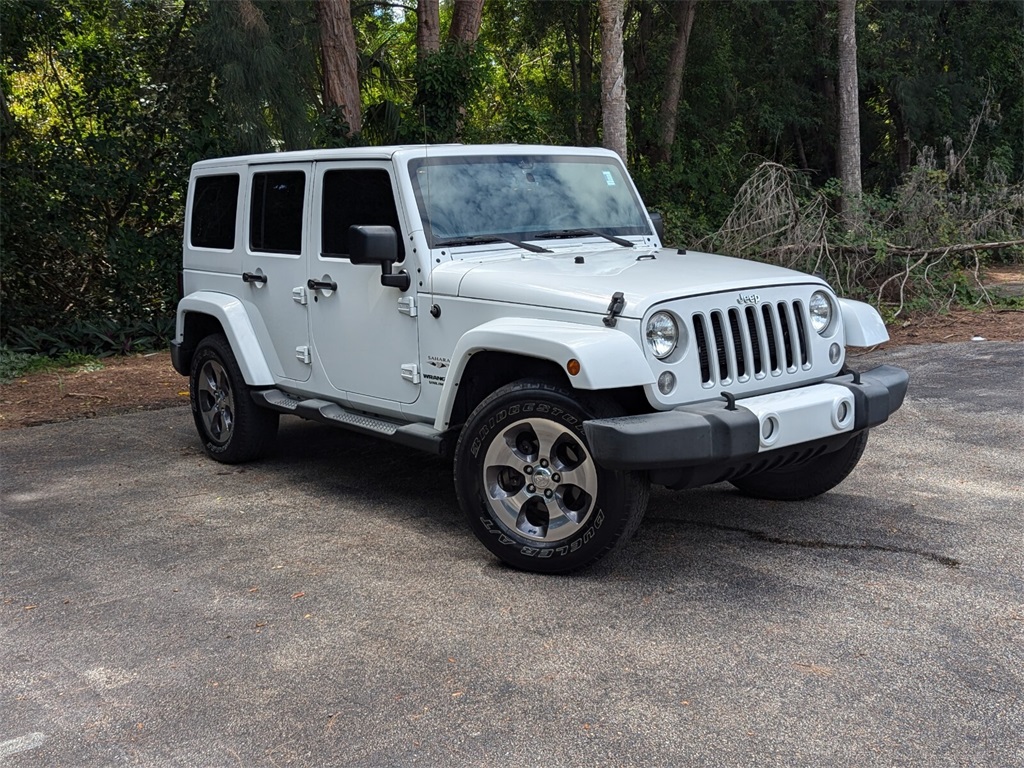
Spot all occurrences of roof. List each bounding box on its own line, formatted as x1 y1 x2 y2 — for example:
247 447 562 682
190 144 619 170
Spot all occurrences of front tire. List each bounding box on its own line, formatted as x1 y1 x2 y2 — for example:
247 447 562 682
189 334 279 464
454 380 649 573
729 430 870 501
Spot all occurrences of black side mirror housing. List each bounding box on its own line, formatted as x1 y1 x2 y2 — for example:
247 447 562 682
348 225 410 291
648 211 667 244
349 225 398 265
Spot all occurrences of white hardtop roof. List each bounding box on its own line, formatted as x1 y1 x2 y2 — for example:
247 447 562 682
190 144 621 171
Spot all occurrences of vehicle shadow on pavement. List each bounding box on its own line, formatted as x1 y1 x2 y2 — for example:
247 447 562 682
259 418 950 580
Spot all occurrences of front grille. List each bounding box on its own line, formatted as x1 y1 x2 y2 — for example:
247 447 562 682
693 300 809 386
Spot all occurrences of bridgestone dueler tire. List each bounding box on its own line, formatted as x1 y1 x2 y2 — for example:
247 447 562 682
190 334 279 464
454 379 649 574
729 429 870 501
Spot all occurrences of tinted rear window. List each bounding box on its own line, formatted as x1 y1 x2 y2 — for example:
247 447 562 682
250 171 306 254
190 174 239 250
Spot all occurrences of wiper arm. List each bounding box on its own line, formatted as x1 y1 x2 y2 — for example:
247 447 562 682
532 229 634 248
434 235 552 254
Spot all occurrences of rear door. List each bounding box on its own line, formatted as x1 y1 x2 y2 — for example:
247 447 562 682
309 162 420 404
241 163 312 382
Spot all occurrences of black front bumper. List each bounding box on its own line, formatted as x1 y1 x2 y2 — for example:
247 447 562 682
583 364 909 472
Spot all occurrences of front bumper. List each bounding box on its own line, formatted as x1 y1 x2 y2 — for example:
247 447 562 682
583 364 909 471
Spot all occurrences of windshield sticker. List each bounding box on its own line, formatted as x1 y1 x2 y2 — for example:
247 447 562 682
603 170 616 186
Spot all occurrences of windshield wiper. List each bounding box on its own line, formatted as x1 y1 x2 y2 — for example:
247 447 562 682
434 235 552 254
532 229 635 248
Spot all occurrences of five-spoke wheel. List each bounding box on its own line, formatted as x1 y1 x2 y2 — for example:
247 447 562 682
189 334 278 463
455 379 648 573
482 417 598 543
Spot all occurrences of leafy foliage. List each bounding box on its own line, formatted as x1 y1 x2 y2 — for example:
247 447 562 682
1 0 1020 357
0 345 101 383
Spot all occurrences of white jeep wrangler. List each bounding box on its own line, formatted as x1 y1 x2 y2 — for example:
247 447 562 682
172 144 908 573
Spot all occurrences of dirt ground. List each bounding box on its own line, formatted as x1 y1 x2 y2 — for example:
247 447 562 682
1 305 1020 431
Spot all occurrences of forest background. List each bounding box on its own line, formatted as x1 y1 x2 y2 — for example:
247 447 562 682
1 0 1021 359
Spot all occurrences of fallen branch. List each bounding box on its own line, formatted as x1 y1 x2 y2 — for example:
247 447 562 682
62 392 110 401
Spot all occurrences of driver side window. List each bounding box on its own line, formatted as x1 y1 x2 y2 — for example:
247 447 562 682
321 169 405 262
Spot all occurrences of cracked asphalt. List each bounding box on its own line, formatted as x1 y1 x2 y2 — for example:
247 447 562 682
2 341 1022 767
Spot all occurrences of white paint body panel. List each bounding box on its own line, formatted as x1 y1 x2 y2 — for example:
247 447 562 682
433 318 653 431
176 292 275 385
737 383 855 451
430 248 819 318
839 298 891 346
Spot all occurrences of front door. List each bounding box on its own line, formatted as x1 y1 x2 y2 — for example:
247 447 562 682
309 162 420 404
241 163 312 382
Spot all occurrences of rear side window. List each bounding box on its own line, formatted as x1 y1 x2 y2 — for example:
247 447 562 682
250 171 306 254
190 174 239 250
321 169 405 262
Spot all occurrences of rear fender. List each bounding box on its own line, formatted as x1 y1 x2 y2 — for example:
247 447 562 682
176 292 274 386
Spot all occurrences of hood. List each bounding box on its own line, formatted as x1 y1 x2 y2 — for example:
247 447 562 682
429 247 825 317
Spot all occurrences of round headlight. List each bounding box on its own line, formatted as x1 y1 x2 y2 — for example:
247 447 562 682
809 291 834 335
646 311 678 359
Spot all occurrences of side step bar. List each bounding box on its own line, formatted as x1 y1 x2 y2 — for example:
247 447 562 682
252 389 451 456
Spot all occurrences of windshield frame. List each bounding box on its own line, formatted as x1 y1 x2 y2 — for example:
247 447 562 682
407 153 652 250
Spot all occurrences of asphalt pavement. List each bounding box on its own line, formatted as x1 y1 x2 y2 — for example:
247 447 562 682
2 341 1022 767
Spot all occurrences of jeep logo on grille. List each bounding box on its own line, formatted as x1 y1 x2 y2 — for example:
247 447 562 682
737 293 760 305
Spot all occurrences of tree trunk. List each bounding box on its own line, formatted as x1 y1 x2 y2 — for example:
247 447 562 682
316 0 362 136
837 0 862 211
598 0 627 162
417 0 440 58
653 0 697 164
448 0 484 46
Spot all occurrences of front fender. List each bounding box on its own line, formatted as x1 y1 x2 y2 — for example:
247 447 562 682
434 318 653 431
176 292 275 386
839 298 890 347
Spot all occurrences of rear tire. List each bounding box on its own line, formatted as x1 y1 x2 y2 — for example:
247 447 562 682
190 334 278 464
729 430 869 501
454 379 649 573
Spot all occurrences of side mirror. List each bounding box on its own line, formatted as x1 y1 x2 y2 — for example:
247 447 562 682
348 225 410 291
648 211 667 244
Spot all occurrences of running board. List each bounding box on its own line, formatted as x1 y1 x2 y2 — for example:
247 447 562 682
252 389 450 456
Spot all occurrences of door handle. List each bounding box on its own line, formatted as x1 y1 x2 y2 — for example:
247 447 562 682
307 278 338 291
242 272 267 284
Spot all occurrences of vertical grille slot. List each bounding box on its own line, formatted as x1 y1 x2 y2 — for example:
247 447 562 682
762 304 780 372
693 298 809 388
778 302 794 370
693 314 711 383
792 300 809 366
710 311 729 382
745 306 764 376
727 308 747 380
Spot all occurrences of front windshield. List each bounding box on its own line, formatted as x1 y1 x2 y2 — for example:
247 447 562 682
408 154 651 247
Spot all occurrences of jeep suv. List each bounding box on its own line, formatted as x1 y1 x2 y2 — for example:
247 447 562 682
172 145 908 573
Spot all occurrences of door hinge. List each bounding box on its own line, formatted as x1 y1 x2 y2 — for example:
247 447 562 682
398 296 418 317
400 363 420 384
296 346 312 365
292 286 308 306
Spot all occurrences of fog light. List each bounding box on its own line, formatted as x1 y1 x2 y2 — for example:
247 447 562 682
832 397 854 429
760 415 780 447
829 343 842 364
657 371 676 394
